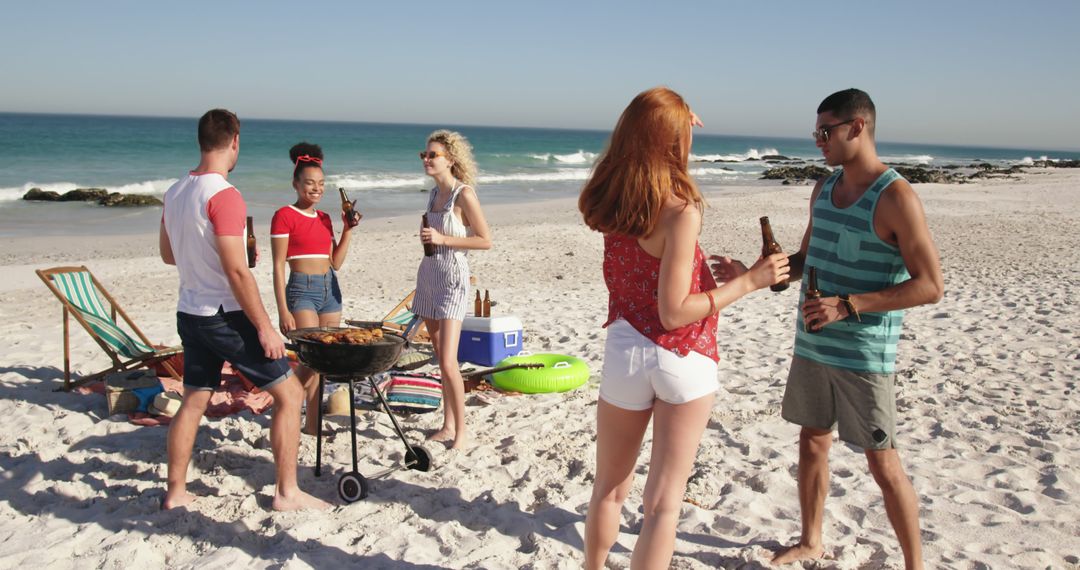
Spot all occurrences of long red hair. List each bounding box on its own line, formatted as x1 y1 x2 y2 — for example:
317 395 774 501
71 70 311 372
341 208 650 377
579 87 702 237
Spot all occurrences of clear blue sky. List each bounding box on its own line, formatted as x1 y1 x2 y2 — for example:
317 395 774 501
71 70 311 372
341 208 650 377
3 1 1077 150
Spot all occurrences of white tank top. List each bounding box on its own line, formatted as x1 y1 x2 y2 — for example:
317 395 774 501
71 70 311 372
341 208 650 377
163 172 245 316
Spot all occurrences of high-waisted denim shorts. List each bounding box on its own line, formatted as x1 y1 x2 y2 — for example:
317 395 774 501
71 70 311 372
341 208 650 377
286 270 343 314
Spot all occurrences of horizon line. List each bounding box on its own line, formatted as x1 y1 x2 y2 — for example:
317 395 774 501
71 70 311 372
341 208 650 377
1 110 1078 155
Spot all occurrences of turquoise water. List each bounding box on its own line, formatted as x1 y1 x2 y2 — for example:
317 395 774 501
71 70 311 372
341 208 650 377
2 112 1077 237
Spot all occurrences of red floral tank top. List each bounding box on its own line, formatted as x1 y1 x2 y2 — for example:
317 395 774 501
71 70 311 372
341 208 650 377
603 233 720 362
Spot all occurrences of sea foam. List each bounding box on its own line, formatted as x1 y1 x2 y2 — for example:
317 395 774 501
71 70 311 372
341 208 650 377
880 154 935 165
529 150 598 164
690 148 782 162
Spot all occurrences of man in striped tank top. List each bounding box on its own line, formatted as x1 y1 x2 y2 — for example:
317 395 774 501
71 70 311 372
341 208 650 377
718 89 943 568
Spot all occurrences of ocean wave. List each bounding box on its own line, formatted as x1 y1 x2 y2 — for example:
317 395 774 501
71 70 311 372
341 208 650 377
690 148 782 162
1018 156 1051 165
480 169 591 184
330 169 592 190
0 178 177 202
880 154 934 165
328 173 429 191
528 150 598 164
690 167 739 176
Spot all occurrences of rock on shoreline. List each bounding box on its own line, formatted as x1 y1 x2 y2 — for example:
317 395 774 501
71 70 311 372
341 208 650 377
760 159 1079 185
22 187 163 207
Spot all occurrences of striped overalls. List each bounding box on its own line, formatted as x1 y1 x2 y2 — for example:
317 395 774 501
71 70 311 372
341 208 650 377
413 181 471 321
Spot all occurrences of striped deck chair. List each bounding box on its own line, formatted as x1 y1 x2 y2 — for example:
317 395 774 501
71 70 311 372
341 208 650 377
380 290 430 344
346 290 430 345
36 266 183 391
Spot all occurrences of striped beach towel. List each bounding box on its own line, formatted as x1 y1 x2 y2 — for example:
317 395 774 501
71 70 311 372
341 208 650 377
358 372 442 414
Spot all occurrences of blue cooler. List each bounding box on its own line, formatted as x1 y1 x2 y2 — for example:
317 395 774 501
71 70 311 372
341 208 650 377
458 316 524 366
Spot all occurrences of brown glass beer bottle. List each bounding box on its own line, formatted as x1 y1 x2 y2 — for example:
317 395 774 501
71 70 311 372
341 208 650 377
804 266 821 333
483 290 491 317
339 187 360 228
421 214 436 256
474 290 482 316
760 216 788 292
246 216 257 268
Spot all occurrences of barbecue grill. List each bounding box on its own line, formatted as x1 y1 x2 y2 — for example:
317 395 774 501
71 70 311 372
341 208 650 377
286 323 433 502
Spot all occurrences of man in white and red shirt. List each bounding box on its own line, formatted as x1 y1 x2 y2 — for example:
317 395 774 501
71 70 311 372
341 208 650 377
159 109 328 512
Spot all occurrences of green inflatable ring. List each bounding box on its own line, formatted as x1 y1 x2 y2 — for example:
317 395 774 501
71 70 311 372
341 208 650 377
491 353 590 394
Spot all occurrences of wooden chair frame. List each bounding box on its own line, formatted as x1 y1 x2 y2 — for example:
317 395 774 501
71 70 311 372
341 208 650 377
36 266 183 391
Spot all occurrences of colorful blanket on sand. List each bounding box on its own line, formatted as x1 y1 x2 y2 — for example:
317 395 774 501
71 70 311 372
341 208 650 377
76 362 278 426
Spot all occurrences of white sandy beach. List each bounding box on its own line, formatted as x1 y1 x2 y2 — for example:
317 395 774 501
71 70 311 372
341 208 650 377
1 169 1078 569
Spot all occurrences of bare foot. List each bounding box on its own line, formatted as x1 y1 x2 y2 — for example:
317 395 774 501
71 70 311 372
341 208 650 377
273 489 331 512
427 428 455 442
162 490 196 510
301 423 320 437
771 543 825 565
450 433 470 450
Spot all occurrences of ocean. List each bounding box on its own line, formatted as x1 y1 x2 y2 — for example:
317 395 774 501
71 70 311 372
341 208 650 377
1 112 1077 238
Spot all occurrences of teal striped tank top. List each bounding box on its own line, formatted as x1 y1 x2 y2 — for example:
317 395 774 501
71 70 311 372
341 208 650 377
794 168 909 373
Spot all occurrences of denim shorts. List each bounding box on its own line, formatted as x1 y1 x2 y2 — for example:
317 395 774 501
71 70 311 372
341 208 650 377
177 309 292 391
286 270 343 314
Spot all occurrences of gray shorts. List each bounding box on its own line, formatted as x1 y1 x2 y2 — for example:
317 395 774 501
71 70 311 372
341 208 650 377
781 355 897 450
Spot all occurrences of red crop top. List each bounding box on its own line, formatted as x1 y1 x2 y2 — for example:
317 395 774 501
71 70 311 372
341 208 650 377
602 233 720 362
270 205 334 260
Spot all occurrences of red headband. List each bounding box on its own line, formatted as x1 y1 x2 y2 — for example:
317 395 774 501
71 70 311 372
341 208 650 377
294 155 323 166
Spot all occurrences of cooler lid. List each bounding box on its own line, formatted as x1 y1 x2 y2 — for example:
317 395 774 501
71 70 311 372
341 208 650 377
462 315 523 333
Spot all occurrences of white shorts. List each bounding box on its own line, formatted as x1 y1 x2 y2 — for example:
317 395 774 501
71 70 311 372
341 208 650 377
599 319 719 411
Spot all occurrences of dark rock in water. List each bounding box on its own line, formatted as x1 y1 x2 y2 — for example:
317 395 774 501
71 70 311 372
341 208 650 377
1031 159 1080 168
761 154 792 161
746 157 760 161
941 164 962 170
99 193 164 207
891 165 964 184
968 164 1027 180
761 165 831 182
58 188 109 201
975 162 995 170
23 187 61 201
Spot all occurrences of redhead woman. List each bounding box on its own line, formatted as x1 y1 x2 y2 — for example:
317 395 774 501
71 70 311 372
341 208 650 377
414 130 492 450
271 142 360 435
579 87 789 568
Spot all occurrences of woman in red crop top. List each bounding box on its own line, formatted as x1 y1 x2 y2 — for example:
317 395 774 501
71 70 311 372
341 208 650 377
578 87 789 569
271 142 360 435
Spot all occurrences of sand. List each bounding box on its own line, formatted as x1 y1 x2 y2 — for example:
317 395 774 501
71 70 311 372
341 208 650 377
0 169 1077 569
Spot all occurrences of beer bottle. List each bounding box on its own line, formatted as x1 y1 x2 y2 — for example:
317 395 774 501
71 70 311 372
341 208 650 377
804 266 821 333
482 290 491 318
474 290 482 316
339 187 360 228
246 216 257 269
421 214 436 256
760 216 788 292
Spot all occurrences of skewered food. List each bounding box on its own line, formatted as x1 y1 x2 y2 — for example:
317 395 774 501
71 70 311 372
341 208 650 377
303 327 384 345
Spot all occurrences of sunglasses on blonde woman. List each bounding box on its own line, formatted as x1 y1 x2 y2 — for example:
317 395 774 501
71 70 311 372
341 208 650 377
419 151 446 160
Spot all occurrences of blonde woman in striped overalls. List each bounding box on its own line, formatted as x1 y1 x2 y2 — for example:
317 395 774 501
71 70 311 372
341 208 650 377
414 130 492 450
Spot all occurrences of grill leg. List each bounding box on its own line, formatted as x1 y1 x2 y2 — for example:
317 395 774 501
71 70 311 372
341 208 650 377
368 375 417 466
348 380 359 473
315 375 325 477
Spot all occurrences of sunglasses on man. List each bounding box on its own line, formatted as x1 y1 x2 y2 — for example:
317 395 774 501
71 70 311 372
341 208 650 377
812 119 855 143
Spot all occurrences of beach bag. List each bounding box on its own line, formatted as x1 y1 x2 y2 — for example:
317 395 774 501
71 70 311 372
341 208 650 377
357 372 442 414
